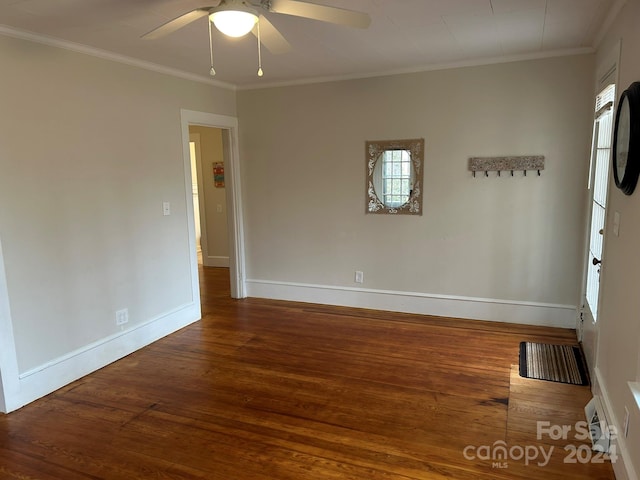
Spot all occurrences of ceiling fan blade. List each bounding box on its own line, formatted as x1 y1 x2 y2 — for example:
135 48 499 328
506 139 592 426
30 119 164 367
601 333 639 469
269 0 371 29
142 7 214 40
252 15 292 54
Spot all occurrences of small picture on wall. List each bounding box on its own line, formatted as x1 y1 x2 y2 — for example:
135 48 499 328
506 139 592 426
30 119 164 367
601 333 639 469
213 162 224 188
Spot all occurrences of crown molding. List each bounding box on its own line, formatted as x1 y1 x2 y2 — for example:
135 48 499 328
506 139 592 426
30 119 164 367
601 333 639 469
0 23 597 94
237 47 595 91
0 24 236 91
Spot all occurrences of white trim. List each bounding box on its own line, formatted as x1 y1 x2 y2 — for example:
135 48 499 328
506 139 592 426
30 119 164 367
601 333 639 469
593 368 638 480
0 238 19 413
5 302 200 413
190 133 211 265
204 256 230 268
182 123 203 306
630 382 640 413
237 48 594 91
0 24 235 91
0 23 596 93
223 124 247 298
246 279 576 328
180 110 246 299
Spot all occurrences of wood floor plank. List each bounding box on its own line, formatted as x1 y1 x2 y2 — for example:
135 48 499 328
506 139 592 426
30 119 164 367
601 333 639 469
0 267 614 479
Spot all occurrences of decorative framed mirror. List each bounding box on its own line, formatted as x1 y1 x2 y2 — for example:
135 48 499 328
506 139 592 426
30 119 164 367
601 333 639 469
365 138 424 215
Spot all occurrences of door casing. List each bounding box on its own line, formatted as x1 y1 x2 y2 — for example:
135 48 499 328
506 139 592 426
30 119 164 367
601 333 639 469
578 45 620 383
180 110 246 299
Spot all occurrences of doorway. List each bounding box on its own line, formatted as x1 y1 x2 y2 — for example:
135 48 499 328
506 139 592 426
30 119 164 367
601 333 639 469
579 82 616 380
180 110 246 300
189 128 230 268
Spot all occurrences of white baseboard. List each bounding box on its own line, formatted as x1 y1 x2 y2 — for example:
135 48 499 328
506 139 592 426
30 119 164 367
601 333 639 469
204 255 229 268
5 301 201 413
246 279 576 328
593 367 638 480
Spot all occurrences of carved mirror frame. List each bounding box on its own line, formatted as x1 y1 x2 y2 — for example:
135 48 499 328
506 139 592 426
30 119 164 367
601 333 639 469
365 138 424 215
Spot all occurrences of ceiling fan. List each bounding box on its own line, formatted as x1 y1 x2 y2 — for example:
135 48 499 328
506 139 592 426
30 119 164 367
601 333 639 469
142 0 371 78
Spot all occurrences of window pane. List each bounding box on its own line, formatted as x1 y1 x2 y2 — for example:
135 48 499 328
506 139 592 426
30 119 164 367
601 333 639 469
381 148 413 207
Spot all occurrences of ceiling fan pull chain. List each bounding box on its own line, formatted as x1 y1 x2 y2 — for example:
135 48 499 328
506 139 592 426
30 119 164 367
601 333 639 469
208 19 216 76
257 19 264 77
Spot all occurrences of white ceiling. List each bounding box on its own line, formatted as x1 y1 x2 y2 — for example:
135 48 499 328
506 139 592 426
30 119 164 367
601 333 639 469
0 0 620 88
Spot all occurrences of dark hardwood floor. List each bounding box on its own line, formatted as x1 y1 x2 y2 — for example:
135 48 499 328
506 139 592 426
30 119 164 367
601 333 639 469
0 267 615 479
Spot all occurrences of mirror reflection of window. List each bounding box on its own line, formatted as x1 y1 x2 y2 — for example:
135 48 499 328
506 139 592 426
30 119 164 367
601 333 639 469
382 149 412 207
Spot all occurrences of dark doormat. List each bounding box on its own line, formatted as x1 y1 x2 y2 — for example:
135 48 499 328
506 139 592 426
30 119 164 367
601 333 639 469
519 342 589 386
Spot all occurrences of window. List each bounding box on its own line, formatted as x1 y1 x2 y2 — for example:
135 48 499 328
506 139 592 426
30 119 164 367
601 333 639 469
382 149 412 207
585 84 616 321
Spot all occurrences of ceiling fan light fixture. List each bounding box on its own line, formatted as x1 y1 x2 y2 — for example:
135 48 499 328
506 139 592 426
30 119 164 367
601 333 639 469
210 4 258 38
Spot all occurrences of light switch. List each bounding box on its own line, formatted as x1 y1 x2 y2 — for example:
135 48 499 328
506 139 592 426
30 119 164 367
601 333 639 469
216 204 223 213
613 211 620 236
163 201 171 216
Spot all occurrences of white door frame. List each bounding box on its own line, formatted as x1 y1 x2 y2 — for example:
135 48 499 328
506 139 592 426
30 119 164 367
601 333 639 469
577 42 620 381
180 110 246 299
0 238 20 413
579 97 612 378
189 133 210 263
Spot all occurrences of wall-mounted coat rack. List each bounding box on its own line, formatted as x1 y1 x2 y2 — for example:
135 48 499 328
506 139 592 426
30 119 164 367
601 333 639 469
468 156 545 177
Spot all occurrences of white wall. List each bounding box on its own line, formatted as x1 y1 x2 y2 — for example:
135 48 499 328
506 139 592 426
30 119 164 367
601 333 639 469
237 55 594 326
593 0 640 478
0 32 235 410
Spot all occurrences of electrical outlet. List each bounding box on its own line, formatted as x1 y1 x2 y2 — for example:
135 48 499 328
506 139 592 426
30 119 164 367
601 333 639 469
355 271 364 284
163 201 171 216
623 406 630 438
115 308 129 326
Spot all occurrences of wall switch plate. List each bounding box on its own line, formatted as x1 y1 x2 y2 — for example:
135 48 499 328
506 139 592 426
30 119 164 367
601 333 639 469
613 211 620 236
163 201 171 216
115 308 129 326
355 271 364 283
217 204 223 213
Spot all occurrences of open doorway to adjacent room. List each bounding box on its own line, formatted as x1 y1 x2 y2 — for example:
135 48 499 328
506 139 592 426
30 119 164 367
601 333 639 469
181 110 246 303
189 127 230 269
